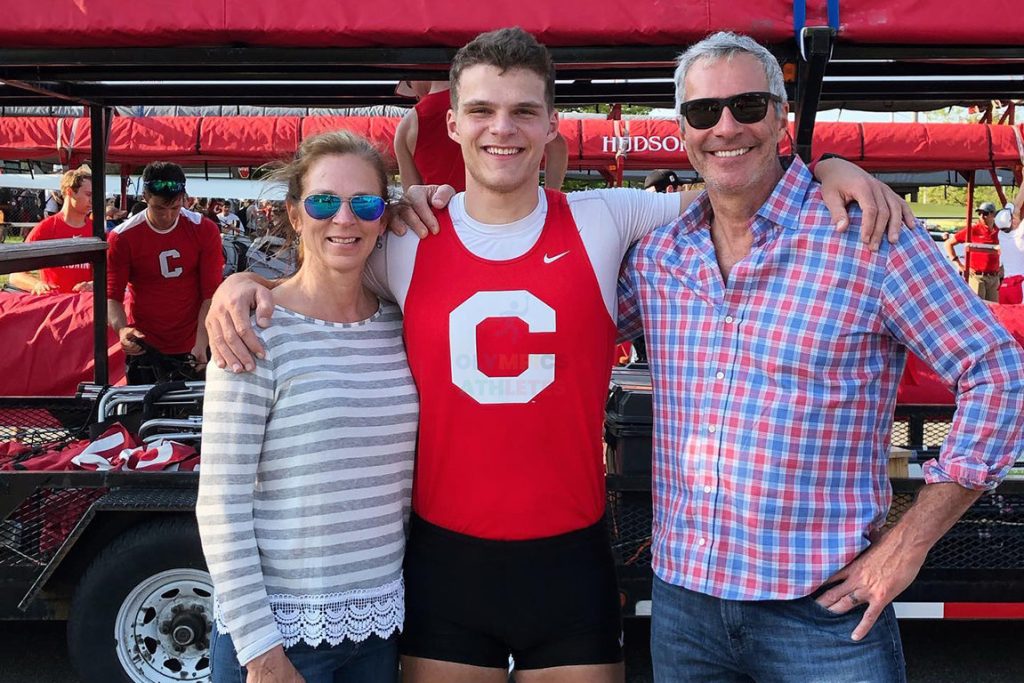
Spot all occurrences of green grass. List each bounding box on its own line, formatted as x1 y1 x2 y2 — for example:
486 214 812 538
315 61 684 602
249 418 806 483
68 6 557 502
1 235 25 287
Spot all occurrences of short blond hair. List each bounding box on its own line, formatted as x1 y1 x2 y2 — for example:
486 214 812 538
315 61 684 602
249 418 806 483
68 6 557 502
60 165 92 195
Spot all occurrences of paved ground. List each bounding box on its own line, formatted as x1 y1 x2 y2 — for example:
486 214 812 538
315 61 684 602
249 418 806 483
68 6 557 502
0 619 1021 682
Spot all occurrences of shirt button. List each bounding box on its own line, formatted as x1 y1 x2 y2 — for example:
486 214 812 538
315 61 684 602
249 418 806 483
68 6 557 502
715 371 725 380
724 315 735 324
708 425 716 434
703 485 712 493
698 538 706 546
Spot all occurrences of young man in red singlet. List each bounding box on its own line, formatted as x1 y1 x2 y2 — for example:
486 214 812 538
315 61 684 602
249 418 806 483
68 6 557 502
206 28 911 683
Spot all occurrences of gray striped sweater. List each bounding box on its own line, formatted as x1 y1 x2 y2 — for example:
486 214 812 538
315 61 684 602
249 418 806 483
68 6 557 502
196 301 417 664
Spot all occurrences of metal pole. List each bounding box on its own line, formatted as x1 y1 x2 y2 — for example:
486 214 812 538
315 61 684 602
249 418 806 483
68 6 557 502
963 170 976 285
90 105 112 386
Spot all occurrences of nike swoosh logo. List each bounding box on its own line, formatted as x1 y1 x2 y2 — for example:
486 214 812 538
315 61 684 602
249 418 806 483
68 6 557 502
543 251 570 264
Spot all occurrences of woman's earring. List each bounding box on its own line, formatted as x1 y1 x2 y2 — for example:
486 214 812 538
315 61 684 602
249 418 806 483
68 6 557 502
376 235 383 249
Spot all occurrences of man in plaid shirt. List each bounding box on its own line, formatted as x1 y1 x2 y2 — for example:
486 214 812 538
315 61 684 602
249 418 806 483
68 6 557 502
618 32 1024 682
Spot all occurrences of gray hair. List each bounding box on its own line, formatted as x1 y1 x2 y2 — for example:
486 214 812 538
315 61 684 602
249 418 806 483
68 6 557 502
674 32 787 118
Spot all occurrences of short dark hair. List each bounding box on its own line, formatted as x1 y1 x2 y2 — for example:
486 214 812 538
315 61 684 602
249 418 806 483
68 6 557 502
450 27 556 111
141 161 187 199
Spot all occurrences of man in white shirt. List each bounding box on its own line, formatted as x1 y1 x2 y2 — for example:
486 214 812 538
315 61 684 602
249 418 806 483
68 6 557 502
995 192 1024 304
217 202 243 235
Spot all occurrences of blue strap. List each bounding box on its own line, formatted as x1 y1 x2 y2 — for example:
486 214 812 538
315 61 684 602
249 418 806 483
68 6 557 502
793 0 806 37
827 0 840 29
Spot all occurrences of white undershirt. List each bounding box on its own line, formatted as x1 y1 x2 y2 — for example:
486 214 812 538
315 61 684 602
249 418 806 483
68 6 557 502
999 227 1024 277
366 187 680 319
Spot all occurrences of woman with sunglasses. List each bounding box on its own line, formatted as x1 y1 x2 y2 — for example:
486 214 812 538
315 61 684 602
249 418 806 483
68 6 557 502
197 131 417 683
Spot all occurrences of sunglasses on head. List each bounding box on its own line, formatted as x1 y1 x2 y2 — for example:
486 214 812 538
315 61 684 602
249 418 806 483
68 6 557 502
144 179 186 194
679 91 782 130
302 194 387 222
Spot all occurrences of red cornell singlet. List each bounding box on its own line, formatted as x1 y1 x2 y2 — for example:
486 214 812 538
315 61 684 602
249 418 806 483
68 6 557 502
403 190 617 540
412 90 466 192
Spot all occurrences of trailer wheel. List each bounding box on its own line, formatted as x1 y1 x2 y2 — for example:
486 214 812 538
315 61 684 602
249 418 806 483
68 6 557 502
67 516 213 683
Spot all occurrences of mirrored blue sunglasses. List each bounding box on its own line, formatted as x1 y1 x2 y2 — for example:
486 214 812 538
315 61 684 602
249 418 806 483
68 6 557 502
302 194 386 221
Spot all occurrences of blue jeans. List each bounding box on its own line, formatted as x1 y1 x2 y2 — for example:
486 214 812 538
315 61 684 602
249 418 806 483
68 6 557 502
650 576 906 683
210 623 399 683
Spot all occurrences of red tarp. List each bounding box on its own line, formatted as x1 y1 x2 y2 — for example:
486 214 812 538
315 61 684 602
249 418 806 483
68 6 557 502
0 1 793 49
1 116 1022 174
833 0 1019 45
896 304 1024 406
0 293 126 396
1 1 1018 49
199 117 301 165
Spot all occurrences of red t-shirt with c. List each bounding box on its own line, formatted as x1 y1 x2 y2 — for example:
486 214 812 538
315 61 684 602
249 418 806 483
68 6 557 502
24 215 93 292
106 209 224 354
953 222 1000 273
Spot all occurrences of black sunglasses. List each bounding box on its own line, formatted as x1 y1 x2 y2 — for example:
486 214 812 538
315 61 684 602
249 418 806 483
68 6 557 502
679 91 782 130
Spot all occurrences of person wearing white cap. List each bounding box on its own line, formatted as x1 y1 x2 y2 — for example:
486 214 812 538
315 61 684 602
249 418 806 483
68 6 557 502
946 200 1002 301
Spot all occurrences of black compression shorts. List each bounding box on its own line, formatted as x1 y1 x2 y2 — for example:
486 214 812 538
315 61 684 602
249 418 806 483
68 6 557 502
400 514 624 670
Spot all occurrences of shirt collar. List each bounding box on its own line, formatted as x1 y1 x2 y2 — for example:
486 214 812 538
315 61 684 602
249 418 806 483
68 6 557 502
673 157 814 238
755 156 813 231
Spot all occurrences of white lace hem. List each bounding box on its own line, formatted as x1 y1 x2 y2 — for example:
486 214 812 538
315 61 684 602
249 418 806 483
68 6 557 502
216 578 404 649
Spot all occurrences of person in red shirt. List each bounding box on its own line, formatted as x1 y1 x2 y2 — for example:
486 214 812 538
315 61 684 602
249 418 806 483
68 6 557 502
394 79 569 192
946 201 1002 302
106 161 224 383
9 166 94 294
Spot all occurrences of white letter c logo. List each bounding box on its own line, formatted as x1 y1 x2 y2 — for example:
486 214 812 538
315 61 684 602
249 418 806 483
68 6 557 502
159 250 183 278
449 291 555 404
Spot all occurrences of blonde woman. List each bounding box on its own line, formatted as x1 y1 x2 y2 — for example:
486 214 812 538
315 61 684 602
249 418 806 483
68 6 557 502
198 131 417 683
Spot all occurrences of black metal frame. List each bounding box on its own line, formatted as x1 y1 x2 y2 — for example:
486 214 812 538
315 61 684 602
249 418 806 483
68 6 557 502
0 471 198 613
1 40 1021 110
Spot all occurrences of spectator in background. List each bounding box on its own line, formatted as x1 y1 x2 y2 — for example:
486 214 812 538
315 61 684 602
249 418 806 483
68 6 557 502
248 199 273 235
107 161 224 383
205 200 221 223
996 190 1024 304
127 200 147 219
217 201 242 234
236 199 252 233
43 189 62 217
104 205 118 232
105 201 127 232
643 169 685 194
393 79 569 191
17 189 42 223
244 199 263 234
9 166 95 294
946 200 1001 302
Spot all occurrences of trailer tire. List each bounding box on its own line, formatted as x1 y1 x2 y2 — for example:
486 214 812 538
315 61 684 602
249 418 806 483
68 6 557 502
67 515 213 683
